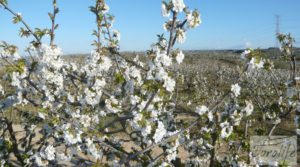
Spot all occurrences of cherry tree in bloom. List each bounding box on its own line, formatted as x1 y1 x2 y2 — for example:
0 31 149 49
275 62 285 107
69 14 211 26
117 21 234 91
1 0 298 166
0 0 204 166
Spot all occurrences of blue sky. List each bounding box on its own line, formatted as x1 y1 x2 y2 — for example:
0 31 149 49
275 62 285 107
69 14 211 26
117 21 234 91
0 0 300 54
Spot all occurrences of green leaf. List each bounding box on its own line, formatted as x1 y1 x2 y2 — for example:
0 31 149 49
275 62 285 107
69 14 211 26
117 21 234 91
19 27 31 38
48 12 54 20
5 58 27 74
89 6 96 13
92 30 98 36
270 102 281 113
0 0 8 5
54 24 59 30
34 28 49 39
30 61 38 70
202 132 211 140
54 8 59 14
115 72 125 84
17 58 26 68
91 40 98 46
12 15 21 24
4 140 13 152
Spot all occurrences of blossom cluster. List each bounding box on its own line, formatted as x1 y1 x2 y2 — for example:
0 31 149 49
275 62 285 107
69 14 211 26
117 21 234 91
1 0 297 166
0 0 204 166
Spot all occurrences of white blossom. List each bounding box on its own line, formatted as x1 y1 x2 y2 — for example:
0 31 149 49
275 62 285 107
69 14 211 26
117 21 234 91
240 49 252 60
40 145 55 161
163 23 168 31
32 154 48 166
83 88 101 106
186 11 201 28
101 56 112 71
128 66 142 84
176 51 184 64
166 139 180 162
176 29 186 44
29 124 37 132
256 59 264 69
64 130 82 145
11 72 22 89
153 121 167 143
249 57 264 70
155 66 168 81
67 93 75 103
105 96 121 113
86 138 103 159
102 3 109 13
0 45 21 60
38 112 46 120
80 115 91 128
273 118 281 124
162 3 170 17
56 153 71 161
141 123 152 137
243 100 254 116
112 30 120 41
159 162 171 167
163 76 176 92
130 95 140 106
207 111 213 122
172 0 185 13
1 160 5 167
155 51 172 67
231 83 241 97
220 121 233 138
195 105 208 116
0 84 4 95
42 44 62 58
